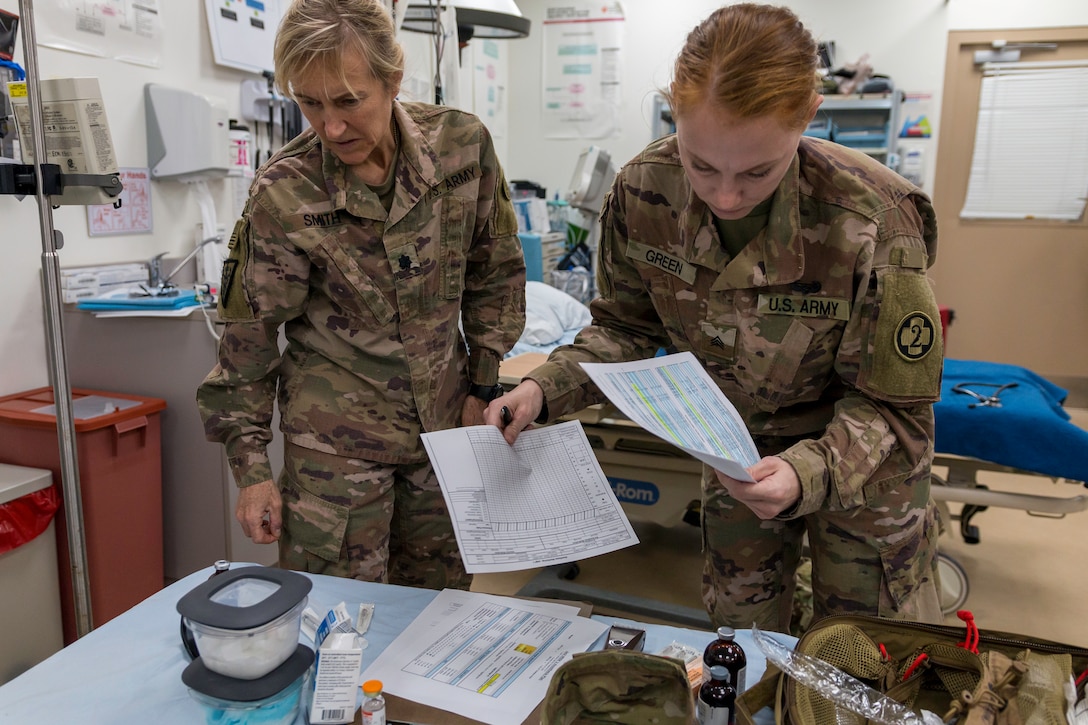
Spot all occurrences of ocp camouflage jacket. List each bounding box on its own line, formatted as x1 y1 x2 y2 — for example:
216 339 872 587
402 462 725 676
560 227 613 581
198 101 525 488
527 135 942 517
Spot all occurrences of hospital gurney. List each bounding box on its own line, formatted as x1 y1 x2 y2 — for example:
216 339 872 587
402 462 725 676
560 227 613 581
930 358 1088 611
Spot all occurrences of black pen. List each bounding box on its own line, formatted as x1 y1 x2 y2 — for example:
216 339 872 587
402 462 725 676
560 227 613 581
500 405 513 426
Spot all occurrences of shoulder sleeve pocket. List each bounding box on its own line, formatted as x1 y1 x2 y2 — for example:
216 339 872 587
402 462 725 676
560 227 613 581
861 269 943 401
489 168 519 238
217 215 257 322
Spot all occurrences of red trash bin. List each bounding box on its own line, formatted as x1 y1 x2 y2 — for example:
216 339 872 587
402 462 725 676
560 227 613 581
939 306 954 348
0 387 166 644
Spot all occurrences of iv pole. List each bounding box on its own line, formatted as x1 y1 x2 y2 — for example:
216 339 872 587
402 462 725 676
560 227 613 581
16 0 95 638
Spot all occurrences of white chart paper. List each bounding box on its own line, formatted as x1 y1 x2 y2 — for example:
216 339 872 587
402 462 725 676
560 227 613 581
581 351 760 481
361 589 607 725
421 420 638 573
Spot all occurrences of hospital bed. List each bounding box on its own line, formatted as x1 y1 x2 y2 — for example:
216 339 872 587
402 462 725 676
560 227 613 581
503 287 1088 619
930 358 1088 611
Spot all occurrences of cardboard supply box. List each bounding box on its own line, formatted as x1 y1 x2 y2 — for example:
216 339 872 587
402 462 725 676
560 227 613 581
310 631 364 725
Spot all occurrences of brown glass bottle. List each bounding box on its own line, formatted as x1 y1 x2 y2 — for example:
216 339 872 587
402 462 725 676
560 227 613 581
697 664 737 725
703 626 747 693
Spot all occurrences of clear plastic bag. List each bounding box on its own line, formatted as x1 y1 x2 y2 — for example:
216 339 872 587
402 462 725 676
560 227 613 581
751 624 933 725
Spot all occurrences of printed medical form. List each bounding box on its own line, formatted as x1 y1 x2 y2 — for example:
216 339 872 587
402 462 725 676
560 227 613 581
581 351 760 482
421 420 638 574
360 589 608 725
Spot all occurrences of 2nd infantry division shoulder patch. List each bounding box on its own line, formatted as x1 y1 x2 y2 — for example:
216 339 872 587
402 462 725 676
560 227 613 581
895 311 937 361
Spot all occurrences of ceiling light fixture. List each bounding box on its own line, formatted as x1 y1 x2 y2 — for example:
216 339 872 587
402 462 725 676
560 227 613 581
401 0 531 40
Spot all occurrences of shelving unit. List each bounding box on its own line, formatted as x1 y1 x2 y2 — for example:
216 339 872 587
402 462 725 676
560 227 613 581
806 91 903 170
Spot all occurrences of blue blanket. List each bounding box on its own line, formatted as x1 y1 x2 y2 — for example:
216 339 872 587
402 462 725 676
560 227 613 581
934 359 1088 483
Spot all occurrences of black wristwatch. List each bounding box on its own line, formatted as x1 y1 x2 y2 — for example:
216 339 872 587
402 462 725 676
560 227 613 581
468 382 505 402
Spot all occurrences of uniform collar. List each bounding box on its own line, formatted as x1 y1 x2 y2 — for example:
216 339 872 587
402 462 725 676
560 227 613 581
679 153 806 290
320 101 442 227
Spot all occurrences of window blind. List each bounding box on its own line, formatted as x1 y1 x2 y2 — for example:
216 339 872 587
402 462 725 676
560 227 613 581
961 60 1088 221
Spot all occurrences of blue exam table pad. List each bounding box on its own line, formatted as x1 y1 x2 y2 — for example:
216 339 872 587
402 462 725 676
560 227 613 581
934 358 1088 483
0 565 788 725
76 287 200 310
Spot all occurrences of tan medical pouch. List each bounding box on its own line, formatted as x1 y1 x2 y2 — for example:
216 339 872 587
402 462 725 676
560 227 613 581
736 614 1088 725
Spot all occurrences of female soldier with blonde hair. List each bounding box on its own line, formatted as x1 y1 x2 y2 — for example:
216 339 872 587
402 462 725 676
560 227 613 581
492 3 943 632
198 0 525 588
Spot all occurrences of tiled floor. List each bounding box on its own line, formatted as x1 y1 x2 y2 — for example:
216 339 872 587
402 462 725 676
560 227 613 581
472 408 1088 648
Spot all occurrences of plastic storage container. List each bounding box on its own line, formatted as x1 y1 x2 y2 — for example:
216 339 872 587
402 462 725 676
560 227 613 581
0 387 166 643
0 463 64 684
178 566 313 680
183 643 314 725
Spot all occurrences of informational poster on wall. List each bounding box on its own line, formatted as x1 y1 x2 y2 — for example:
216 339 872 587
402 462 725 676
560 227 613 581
33 0 162 68
86 167 153 236
899 92 933 138
473 39 507 139
541 1 625 139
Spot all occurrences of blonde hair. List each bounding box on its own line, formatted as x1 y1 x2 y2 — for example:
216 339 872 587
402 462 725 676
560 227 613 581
667 3 820 130
274 0 405 97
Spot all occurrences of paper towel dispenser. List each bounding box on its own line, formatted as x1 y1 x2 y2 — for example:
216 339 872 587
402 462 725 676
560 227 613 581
145 84 229 182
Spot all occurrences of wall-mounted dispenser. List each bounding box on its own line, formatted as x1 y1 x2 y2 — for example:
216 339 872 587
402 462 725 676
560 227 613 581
145 84 229 182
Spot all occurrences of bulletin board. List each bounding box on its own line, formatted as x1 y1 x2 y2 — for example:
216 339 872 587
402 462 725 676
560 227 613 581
204 0 282 76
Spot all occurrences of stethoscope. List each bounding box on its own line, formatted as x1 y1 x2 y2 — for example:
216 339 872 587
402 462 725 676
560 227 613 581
951 382 1019 409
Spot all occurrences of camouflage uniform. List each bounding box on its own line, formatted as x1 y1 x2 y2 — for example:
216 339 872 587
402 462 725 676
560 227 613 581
526 135 943 632
196 101 525 589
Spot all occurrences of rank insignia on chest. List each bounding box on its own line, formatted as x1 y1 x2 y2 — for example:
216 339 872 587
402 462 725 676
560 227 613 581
699 322 737 362
392 245 422 279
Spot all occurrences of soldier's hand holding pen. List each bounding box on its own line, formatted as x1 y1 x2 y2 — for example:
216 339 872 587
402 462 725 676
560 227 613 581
486 380 546 445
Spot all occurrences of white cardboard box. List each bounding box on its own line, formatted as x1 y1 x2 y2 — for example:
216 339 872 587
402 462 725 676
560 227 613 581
309 631 363 724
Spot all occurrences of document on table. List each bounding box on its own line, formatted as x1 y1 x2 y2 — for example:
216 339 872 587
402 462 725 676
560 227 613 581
421 420 638 574
361 589 608 725
581 351 760 482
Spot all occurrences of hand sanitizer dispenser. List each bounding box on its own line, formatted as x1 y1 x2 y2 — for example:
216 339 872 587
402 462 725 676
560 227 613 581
145 84 229 182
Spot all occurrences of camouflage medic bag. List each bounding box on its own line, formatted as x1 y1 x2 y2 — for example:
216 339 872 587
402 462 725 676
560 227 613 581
735 613 1088 725
540 649 696 725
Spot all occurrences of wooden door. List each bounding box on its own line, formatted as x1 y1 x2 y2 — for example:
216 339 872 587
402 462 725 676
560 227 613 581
932 28 1088 389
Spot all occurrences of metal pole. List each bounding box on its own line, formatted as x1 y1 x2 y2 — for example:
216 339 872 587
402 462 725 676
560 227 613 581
17 0 94 638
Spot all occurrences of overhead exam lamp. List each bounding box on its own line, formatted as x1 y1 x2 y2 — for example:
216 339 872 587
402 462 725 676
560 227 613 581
401 0 531 40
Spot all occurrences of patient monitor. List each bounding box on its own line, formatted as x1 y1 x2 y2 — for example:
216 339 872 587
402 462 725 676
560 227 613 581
566 145 615 215
145 83 230 182
564 145 616 260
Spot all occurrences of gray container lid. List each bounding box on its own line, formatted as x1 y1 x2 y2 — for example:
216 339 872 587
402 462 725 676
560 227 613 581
0 463 53 505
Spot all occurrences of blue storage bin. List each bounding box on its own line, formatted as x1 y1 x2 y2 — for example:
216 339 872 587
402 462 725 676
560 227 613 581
519 233 543 282
831 123 888 148
803 119 832 139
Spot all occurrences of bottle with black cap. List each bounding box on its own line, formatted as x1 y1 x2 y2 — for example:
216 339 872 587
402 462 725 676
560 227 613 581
703 626 746 694
697 664 737 725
